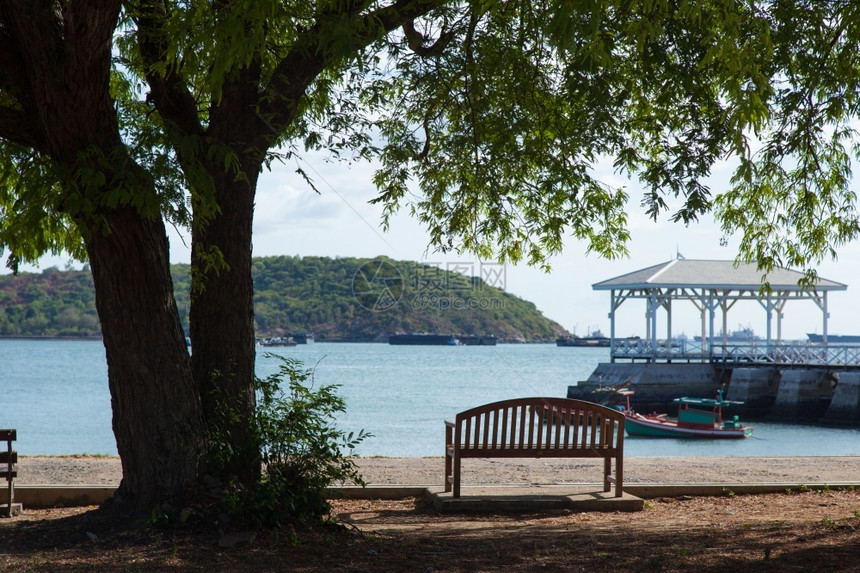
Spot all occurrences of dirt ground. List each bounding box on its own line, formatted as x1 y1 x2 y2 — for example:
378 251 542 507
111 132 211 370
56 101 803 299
2 489 860 572
4 456 860 571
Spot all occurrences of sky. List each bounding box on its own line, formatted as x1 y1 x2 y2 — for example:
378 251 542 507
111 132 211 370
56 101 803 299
15 151 860 341
183 152 860 341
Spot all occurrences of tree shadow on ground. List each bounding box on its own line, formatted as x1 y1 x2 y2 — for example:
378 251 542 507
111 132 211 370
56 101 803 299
1 493 859 572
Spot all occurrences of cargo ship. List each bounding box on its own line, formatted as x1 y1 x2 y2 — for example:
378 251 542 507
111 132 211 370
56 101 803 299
388 333 461 345
457 335 497 346
694 325 760 343
556 334 610 347
286 332 314 344
556 328 639 347
807 333 860 344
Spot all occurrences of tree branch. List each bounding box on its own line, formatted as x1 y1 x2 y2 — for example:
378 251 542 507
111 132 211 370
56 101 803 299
402 18 454 57
259 0 449 137
0 107 45 149
0 1 121 156
132 1 206 145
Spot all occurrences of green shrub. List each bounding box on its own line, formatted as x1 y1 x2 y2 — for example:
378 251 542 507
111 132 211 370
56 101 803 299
214 355 371 528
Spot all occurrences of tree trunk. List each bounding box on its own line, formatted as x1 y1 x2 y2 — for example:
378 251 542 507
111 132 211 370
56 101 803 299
186 60 268 484
190 163 260 485
0 1 209 517
86 205 207 514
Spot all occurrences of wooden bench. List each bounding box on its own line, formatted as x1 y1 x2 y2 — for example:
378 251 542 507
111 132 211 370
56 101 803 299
0 429 17 517
445 398 624 498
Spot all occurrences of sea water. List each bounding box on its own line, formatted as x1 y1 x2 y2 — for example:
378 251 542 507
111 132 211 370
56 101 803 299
2 339 860 457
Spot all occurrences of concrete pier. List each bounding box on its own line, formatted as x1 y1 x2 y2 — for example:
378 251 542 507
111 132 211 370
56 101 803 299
570 363 860 425
568 363 719 413
725 368 778 418
822 372 860 425
767 370 835 422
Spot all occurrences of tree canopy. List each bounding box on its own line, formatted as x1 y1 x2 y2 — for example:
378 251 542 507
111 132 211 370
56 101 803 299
2 2 859 279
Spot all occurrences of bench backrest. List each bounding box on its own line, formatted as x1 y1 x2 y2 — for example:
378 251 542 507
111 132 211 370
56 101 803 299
453 397 624 454
0 429 16 475
1 429 16 516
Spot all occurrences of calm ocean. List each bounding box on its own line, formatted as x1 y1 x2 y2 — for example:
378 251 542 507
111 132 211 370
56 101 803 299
3 339 860 458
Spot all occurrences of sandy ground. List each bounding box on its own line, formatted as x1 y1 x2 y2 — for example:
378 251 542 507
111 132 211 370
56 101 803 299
15 455 860 486
8 458 860 572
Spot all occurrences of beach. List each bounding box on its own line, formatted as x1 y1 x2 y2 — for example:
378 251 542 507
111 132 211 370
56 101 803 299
17 455 860 486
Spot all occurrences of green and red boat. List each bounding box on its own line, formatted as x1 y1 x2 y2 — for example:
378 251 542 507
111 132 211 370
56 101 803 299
615 388 753 439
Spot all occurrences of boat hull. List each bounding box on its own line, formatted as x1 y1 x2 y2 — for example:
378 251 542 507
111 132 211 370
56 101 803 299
389 334 459 345
807 333 860 344
556 336 640 347
625 414 753 439
459 335 498 346
556 337 609 347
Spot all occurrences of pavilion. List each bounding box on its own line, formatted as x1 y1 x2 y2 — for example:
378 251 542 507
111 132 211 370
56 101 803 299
592 258 847 362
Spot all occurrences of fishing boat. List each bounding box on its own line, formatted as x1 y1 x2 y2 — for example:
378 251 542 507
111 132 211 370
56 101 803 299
615 388 753 439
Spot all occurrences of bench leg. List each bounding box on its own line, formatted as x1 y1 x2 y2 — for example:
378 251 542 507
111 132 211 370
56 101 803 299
615 454 623 497
603 457 611 493
4 440 12 517
5 479 12 517
453 456 461 498
444 425 453 493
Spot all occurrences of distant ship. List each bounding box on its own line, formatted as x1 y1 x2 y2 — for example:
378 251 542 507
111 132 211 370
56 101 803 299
257 336 297 347
389 333 460 346
556 332 609 347
807 333 860 344
694 325 760 343
458 335 497 346
286 332 314 344
556 328 639 347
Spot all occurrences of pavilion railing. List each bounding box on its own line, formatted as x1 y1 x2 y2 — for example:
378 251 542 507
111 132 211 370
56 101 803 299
610 338 860 368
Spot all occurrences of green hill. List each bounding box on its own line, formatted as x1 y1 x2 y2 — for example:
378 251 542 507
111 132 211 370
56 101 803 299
0 256 566 342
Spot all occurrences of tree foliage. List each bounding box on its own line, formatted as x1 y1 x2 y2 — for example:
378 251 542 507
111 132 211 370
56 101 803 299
0 267 99 336
714 1 860 284
112 0 860 280
249 256 565 341
2 2 860 297
213 356 370 529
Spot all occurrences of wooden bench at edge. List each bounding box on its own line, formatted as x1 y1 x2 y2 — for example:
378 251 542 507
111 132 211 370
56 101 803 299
0 429 17 517
445 398 625 498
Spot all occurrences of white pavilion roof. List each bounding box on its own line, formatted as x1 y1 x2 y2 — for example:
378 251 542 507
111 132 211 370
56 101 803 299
592 259 846 292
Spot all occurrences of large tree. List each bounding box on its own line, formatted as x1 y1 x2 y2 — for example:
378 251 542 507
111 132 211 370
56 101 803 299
1 0 859 517
122 0 768 486
0 2 206 513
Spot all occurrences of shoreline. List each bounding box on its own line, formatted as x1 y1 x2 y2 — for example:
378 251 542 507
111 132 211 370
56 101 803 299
16 455 860 487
